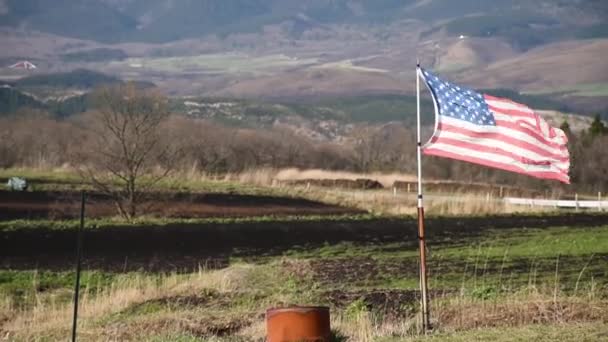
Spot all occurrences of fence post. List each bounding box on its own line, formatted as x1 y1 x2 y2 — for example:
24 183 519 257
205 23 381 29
393 186 397 197
599 192 602 212
499 186 504 198
575 193 579 212
306 182 310 190
486 192 490 203
407 183 411 193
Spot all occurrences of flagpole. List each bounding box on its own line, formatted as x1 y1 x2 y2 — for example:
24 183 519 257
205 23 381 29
72 191 86 342
416 60 431 332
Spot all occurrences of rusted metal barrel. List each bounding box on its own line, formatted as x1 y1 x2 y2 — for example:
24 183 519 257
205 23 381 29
266 306 330 342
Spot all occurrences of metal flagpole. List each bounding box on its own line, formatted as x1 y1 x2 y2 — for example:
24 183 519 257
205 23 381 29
72 191 86 342
416 61 431 332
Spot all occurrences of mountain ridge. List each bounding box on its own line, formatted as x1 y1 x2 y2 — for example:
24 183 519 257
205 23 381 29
1 0 607 44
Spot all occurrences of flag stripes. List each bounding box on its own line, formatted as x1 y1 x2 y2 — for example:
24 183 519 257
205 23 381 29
420 69 570 183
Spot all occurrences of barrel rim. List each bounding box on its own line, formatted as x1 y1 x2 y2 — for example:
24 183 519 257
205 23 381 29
266 306 329 316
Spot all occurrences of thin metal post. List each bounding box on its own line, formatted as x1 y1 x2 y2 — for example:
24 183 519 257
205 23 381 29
72 191 86 342
599 192 602 212
416 61 430 332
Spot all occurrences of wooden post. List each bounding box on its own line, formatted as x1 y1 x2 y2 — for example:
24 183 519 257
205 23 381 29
575 193 579 212
599 192 602 212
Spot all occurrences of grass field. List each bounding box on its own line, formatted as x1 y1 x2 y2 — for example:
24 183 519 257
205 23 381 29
1 217 607 341
109 53 319 76
1 168 607 340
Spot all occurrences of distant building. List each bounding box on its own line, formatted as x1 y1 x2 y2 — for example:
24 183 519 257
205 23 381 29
9 61 37 70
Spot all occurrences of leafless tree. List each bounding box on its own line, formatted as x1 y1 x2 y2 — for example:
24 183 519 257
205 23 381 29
80 83 174 220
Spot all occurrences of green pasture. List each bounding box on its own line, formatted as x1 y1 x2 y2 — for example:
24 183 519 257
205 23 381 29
2 222 607 308
110 53 319 76
1 218 607 340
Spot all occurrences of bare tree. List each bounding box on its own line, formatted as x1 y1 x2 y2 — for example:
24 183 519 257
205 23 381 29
81 83 173 220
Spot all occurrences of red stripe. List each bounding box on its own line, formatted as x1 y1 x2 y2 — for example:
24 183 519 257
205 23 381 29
494 119 567 151
430 136 569 174
423 148 570 184
440 123 569 160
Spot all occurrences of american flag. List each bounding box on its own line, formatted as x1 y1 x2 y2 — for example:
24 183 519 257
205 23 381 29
420 68 570 183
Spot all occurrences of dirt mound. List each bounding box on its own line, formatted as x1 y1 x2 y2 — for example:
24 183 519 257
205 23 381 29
310 257 417 287
281 178 384 190
118 291 262 337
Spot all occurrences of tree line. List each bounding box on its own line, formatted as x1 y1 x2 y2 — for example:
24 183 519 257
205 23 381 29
1 85 606 213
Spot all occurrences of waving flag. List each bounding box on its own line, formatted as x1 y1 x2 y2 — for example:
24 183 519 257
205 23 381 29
419 68 570 183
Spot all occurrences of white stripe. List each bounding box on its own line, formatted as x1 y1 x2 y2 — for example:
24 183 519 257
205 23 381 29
492 112 537 126
437 130 570 169
425 143 568 175
492 111 568 145
441 116 569 156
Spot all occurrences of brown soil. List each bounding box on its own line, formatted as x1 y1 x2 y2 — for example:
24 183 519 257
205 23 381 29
322 288 453 319
1 210 607 273
0 190 359 220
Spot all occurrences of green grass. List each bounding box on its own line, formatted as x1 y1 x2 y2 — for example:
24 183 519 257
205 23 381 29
435 226 608 259
0 167 283 195
0 270 118 308
112 54 318 76
1 221 607 340
0 214 377 232
283 225 608 292
0 168 82 184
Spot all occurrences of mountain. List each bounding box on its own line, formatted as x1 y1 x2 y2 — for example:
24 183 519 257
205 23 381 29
1 1 607 116
1 0 607 44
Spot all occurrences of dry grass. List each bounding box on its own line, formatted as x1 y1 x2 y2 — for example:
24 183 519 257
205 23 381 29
327 290 608 342
0 265 261 341
434 290 608 332
285 187 551 216
1 166 559 216
209 167 417 188
272 168 417 188
213 168 555 216
1 261 606 341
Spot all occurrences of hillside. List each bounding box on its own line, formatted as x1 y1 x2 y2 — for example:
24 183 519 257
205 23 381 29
0 85 43 114
461 39 608 92
0 70 156 117
1 0 607 44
